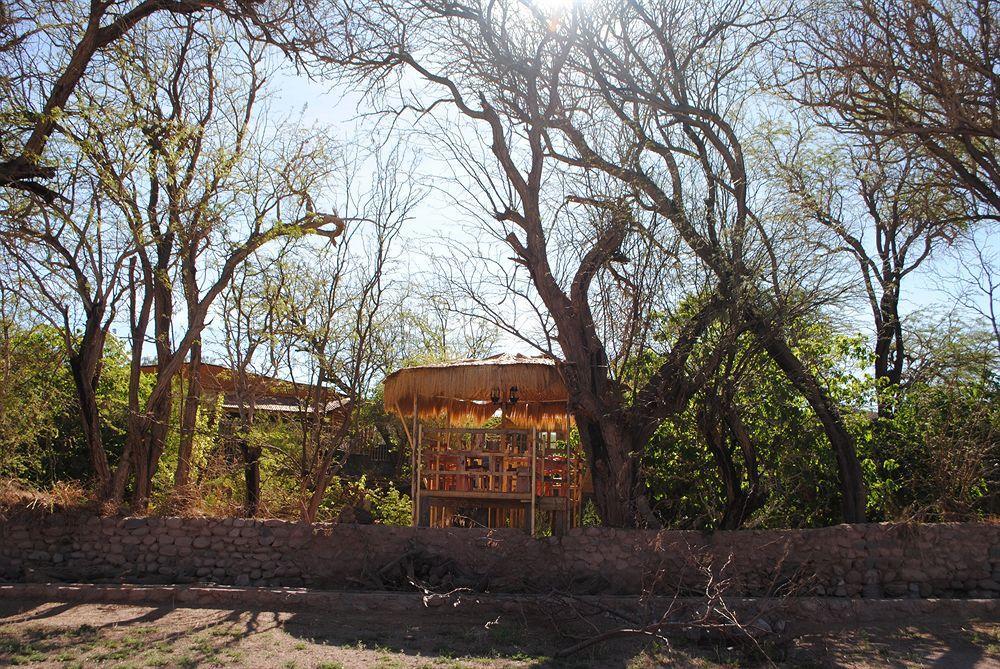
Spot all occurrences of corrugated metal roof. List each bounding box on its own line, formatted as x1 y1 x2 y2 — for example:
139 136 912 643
221 395 350 414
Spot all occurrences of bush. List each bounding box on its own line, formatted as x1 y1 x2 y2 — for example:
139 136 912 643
870 379 1000 521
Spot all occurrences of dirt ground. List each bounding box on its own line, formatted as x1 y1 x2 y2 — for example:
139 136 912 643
0 598 998 668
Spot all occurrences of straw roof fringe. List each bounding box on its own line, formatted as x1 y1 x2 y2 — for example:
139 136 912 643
383 353 571 430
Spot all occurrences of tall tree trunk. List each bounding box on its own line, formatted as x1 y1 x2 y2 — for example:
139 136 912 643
577 417 645 528
130 392 172 511
130 254 175 512
109 259 151 508
303 455 333 524
68 350 112 499
697 404 745 530
873 285 904 418
697 392 765 530
748 315 867 523
174 342 202 488
720 396 766 527
138 398 172 510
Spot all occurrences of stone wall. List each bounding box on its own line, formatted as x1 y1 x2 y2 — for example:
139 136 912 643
1 513 997 597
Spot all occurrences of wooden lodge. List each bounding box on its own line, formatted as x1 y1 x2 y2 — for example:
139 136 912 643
384 354 586 535
139 362 397 477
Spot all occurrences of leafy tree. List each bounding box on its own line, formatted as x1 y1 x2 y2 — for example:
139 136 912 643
644 316 868 529
0 322 74 480
0 314 134 486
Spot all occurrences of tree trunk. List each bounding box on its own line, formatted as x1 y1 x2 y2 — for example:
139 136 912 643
174 342 202 488
697 393 765 530
873 287 904 418
302 461 332 524
132 393 172 511
577 417 645 528
68 351 112 499
130 251 175 512
697 404 745 529
241 439 261 517
720 396 766 528
749 315 867 523
302 482 322 523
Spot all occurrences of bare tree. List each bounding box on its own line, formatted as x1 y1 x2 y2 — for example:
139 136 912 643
0 163 134 499
780 0 1000 216
219 248 294 516
354 2 865 523
321 0 870 523
768 132 966 413
69 15 343 508
219 149 417 522
396 284 499 364
273 0 765 526
0 0 271 202
285 156 413 523
939 230 1000 359
539 0 871 522
695 337 768 530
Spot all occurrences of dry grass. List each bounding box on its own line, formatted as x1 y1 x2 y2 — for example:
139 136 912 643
0 479 93 520
150 483 245 520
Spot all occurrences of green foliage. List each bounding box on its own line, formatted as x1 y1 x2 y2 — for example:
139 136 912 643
0 323 132 485
1 297 994 529
581 499 601 527
0 323 74 480
368 483 413 526
865 379 999 520
641 310 999 528
316 474 412 525
640 318 865 529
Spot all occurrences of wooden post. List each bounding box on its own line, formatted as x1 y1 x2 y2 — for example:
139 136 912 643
530 426 537 536
411 395 418 526
564 406 574 527
415 422 423 526
566 422 571 527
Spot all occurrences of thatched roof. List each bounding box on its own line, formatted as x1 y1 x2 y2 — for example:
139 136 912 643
383 353 570 429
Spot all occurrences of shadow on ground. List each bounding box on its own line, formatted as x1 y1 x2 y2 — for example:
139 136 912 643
0 597 998 668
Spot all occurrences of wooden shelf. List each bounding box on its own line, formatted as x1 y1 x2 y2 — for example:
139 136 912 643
422 470 520 477
420 449 531 458
421 490 532 501
413 423 582 533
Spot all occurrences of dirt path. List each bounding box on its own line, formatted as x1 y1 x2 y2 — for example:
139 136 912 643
0 598 998 668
